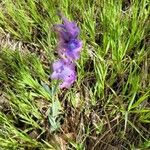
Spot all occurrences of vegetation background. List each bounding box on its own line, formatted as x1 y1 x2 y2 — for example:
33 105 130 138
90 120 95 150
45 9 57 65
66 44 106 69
0 0 150 149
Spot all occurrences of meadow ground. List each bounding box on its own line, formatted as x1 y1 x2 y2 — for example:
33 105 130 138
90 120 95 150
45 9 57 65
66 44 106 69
0 0 150 149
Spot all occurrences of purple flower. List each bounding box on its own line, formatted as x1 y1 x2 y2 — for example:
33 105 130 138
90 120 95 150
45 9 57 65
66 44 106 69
51 14 82 89
51 59 76 89
57 39 82 61
54 17 80 42
54 15 82 61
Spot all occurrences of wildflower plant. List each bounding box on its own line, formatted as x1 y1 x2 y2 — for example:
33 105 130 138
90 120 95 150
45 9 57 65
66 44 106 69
51 14 82 89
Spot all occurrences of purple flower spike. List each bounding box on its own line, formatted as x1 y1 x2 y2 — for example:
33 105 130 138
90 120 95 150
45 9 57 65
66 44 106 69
51 59 76 89
51 14 82 89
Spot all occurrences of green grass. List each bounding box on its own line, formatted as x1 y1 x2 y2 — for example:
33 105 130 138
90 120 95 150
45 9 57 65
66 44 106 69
0 0 150 149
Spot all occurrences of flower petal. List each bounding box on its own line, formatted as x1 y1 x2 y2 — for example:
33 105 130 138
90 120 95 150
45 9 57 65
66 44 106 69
62 17 80 39
59 73 76 89
52 59 64 71
66 40 82 60
51 59 76 88
51 71 59 79
54 24 70 42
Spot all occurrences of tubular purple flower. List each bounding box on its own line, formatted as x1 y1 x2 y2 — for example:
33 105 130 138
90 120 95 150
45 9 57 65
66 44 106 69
61 16 80 39
54 17 80 42
51 59 76 89
57 39 82 61
54 15 82 61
